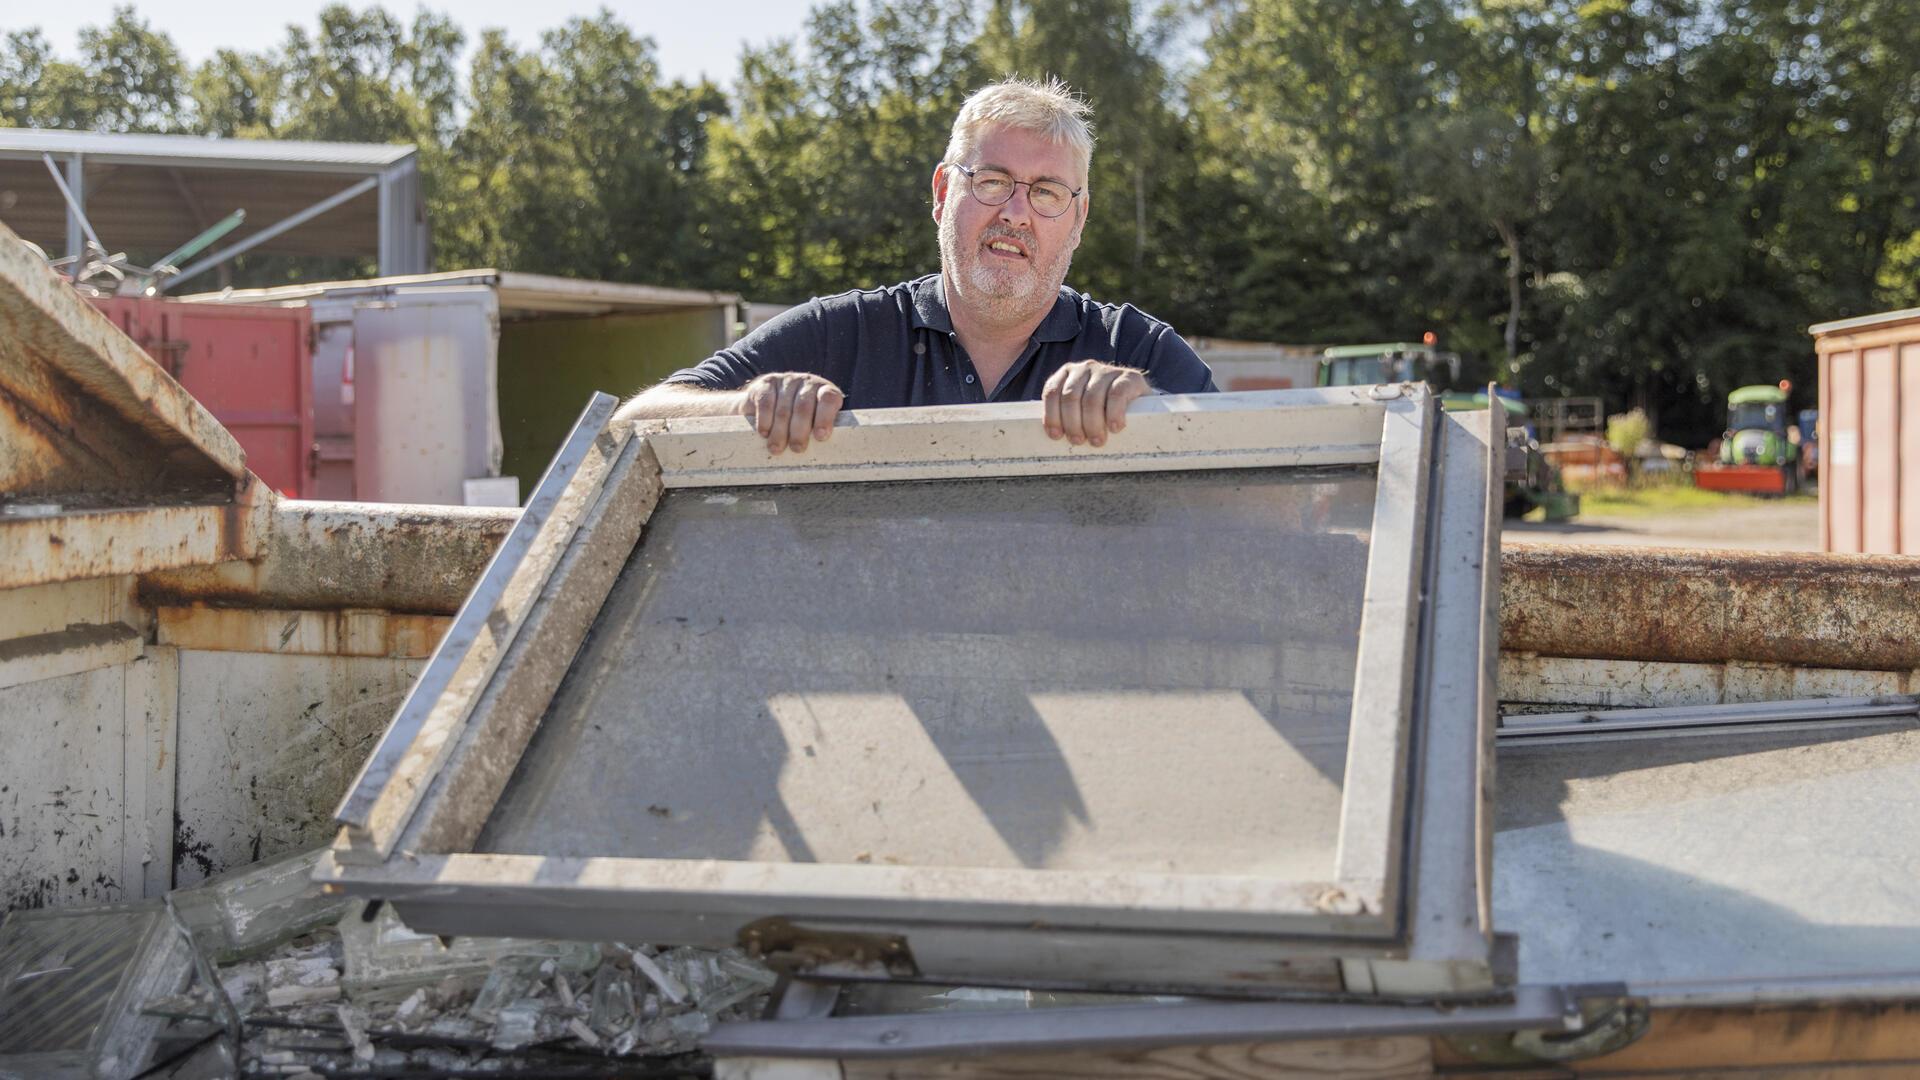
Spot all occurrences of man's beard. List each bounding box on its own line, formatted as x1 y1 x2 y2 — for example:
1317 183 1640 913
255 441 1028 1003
938 208 1075 325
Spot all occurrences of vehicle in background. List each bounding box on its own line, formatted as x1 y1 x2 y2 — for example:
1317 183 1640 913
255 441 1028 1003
1317 342 1578 519
1696 383 1801 495
1798 407 1820 485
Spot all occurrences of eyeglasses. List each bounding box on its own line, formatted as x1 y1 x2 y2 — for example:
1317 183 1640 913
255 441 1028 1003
950 163 1082 219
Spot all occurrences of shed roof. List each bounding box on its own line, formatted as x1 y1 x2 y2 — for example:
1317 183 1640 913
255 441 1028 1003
0 129 415 173
0 129 428 281
1808 306 1920 337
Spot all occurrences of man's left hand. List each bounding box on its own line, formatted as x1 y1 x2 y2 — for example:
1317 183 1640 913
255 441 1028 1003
1043 360 1152 447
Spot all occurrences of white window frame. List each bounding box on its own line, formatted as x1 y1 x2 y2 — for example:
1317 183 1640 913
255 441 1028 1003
323 385 1502 997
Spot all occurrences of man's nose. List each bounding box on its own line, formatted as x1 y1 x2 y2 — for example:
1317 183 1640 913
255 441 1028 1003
998 184 1035 225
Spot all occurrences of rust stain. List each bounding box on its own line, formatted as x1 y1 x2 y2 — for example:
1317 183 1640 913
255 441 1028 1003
154 603 451 658
1501 545 1920 671
142 502 516 616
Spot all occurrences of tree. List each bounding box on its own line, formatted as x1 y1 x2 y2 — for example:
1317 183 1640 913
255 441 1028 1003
702 0 980 300
1 9 189 132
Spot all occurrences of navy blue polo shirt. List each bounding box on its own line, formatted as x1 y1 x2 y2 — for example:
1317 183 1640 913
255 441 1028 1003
664 274 1218 407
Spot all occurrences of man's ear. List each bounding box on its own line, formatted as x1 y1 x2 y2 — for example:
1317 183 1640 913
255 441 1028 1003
1067 189 1090 248
930 163 950 223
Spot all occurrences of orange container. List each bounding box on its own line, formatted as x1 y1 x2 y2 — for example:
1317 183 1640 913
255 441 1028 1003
1813 307 1920 554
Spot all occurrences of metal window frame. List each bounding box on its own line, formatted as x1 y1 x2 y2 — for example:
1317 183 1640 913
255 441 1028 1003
320 384 1502 996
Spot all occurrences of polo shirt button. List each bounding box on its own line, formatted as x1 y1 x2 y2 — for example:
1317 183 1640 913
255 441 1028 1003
964 374 975 384
913 343 926 355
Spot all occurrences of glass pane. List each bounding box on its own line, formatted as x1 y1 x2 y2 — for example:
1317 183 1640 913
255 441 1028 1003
0 906 151 1056
1497 723 1920 986
480 466 1376 880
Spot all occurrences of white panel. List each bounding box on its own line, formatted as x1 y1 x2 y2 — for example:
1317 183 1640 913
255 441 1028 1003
124 647 179 898
172 651 423 884
0 665 130 910
352 287 502 504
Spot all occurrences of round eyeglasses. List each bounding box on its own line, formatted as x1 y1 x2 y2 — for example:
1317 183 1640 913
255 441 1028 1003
950 163 1083 219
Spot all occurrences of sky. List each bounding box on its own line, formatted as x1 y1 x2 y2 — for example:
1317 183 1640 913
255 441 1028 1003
10 1 814 86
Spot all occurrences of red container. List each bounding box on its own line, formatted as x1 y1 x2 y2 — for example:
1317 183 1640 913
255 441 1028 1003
1813 307 1920 554
91 297 315 498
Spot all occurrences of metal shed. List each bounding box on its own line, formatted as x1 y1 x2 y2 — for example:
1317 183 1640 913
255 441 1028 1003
0 129 429 289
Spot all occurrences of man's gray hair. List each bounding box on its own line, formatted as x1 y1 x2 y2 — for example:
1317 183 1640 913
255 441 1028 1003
942 77 1094 185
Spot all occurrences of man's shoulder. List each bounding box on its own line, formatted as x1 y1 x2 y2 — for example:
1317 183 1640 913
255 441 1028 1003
1058 286 1181 340
803 277 930 318
745 278 924 345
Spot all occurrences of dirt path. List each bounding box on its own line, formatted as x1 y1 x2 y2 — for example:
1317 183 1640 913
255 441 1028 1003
1503 498 1820 551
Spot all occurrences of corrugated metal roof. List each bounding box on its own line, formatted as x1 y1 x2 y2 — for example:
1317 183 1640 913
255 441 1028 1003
0 129 414 172
180 268 743 315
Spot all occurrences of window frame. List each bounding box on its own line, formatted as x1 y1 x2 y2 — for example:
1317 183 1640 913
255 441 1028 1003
324 385 1502 997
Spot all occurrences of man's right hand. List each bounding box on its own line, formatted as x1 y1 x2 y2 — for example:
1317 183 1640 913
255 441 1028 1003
741 372 845 454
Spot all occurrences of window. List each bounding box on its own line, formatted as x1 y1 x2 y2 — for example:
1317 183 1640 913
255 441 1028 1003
328 385 1503 998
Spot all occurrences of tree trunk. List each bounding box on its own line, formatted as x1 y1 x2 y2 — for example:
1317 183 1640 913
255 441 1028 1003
1133 164 1146 279
1493 217 1522 382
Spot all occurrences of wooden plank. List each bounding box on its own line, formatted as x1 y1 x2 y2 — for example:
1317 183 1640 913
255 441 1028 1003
836 1036 1431 1079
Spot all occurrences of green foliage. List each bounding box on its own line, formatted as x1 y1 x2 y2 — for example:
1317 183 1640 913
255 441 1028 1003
1606 407 1649 459
3 0 1915 443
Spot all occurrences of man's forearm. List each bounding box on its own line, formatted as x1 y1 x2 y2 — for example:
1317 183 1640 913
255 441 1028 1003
613 382 748 423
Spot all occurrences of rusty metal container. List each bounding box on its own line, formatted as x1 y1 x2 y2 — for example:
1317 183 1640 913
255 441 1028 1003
90 296 315 498
1812 307 1920 554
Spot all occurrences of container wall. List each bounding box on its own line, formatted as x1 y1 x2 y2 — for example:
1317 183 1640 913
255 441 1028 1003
496 308 731 487
164 304 314 499
87 297 316 498
1815 310 1920 554
170 650 423 887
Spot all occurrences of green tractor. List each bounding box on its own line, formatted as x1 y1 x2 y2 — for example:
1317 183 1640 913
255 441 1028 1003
1316 342 1577 519
1696 384 1800 495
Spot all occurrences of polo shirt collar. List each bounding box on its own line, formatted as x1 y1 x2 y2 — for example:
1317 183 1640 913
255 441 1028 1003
912 273 1085 342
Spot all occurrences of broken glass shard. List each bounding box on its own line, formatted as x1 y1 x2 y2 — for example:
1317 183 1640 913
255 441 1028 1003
0 901 193 1079
337 901 596 1002
167 846 349 964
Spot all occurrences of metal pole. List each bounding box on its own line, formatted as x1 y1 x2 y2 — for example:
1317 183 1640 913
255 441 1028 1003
43 153 101 262
162 175 379 291
377 168 394 276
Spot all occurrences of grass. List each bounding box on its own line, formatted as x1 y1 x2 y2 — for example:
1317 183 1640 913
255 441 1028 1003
1565 481 1817 518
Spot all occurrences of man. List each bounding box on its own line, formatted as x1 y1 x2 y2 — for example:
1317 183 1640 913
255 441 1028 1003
616 77 1217 452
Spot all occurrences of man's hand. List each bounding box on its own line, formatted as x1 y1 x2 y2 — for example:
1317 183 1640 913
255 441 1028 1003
1043 361 1152 447
742 372 845 454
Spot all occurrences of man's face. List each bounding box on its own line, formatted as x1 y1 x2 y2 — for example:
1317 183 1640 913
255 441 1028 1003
933 125 1088 324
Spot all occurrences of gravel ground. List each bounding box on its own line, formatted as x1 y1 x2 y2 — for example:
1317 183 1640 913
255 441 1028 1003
1502 497 1821 551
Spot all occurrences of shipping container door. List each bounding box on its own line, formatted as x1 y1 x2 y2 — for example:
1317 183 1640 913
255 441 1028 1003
309 306 359 500
1902 343 1920 553
351 287 502 505
1826 348 1863 553
1861 345 1900 553
161 305 315 498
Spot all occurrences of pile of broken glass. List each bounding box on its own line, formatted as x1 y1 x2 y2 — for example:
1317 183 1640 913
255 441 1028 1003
0 846 776 1078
